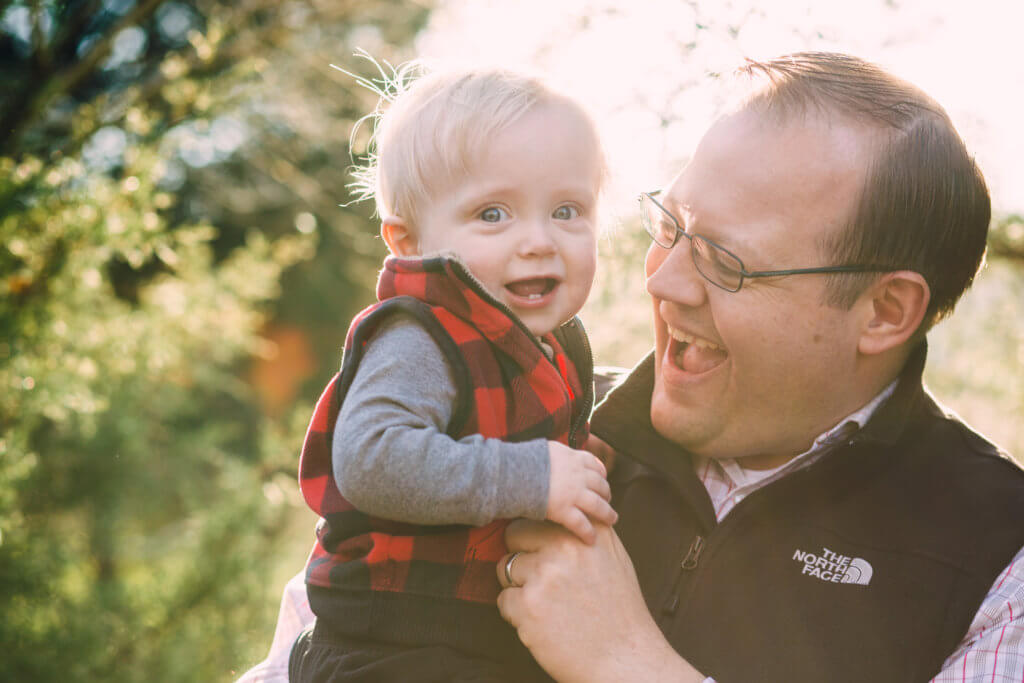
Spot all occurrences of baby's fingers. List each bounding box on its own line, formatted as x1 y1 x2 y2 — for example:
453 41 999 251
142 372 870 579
578 490 618 528
587 468 612 502
582 451 607 478
557 507 597 545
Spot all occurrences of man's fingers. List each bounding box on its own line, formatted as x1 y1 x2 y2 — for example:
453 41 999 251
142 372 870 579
496 584 523 627
497 548 545 590
586 433 618 472
497 551 523 589
505 518 570 553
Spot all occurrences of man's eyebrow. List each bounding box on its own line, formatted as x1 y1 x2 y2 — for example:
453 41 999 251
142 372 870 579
667 202 758 262
661 198 695 230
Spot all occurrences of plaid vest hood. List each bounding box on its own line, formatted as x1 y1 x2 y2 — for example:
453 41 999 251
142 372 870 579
298 255 592 657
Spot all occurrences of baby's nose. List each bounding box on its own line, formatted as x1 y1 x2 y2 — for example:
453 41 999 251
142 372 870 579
517 219 557 257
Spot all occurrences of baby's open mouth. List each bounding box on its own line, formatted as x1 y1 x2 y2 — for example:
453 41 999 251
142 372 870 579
667 324 728 374
505 277 558 300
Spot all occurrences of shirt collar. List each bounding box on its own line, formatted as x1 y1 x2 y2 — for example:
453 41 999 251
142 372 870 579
708 379 899 491
593 341 930 504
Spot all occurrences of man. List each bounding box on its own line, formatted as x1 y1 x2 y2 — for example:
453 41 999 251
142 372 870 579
239 53 1024 683
494 53 1024 682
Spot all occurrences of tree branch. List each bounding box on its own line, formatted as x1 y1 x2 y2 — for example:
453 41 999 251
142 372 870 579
0 0 166 156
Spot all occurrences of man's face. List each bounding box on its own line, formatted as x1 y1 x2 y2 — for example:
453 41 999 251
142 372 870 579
414 100 601 337
647 109 878 467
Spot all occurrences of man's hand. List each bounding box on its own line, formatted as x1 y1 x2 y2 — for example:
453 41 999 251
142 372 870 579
496 520 705 683
546 441 617 544
584 433 618 472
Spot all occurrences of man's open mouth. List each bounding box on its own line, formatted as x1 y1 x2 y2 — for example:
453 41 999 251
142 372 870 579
505 277 559 301
667 324 728 374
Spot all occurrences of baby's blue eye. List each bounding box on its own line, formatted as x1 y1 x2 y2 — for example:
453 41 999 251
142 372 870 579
553 205 579 220
480 207 508 222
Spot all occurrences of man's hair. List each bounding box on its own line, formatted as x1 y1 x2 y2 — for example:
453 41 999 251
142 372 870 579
736 52 990 330
350 64 603 228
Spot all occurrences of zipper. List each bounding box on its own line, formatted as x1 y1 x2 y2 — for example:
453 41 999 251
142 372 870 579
681 534 705 569
656 452 855 624
654 442 859 626
565 316 594 449
660 534 704 617
661 485 771 620
658 467 816 621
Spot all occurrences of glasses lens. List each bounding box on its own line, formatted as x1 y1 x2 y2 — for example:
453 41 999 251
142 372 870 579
640 195 677 248
692 235 744 291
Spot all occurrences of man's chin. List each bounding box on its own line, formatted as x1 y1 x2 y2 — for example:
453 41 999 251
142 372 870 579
649 390 706 450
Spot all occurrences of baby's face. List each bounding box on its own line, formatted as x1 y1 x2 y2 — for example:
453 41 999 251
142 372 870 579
414 100 601 337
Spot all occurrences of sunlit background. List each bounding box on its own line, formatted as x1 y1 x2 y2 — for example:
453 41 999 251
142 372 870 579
1 1 1021 680
419 0 1024 212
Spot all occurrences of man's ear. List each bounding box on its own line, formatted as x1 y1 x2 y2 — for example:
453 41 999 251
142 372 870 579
857 271 930 356
380 216 419 257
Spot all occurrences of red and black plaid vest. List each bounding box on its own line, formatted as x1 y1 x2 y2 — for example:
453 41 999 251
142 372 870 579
298 254 592 659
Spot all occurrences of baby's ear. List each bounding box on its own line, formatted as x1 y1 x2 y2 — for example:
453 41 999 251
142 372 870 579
380 216 419 257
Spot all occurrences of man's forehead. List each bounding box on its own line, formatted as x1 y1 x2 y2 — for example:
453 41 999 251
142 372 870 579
715 106 871 161
665 108 874 251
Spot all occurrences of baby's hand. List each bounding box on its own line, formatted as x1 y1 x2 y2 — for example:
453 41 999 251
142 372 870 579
546 441 618 545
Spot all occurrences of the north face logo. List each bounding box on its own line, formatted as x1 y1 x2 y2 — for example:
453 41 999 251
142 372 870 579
793 547 873 586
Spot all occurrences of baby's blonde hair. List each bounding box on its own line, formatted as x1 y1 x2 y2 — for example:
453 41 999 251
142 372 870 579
346 59 605 227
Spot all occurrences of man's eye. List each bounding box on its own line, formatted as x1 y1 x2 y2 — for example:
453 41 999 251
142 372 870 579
479 207 508 222
656 218 677 240
552 205 579 220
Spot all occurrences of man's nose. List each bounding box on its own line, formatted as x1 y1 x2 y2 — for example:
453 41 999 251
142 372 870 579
645 240 707 307
517 218 558 257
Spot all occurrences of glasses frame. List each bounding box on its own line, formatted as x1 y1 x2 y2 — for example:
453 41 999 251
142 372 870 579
640 191 897 293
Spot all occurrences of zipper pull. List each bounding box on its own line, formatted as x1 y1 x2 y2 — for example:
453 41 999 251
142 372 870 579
661 535 705 617
681 535 704 570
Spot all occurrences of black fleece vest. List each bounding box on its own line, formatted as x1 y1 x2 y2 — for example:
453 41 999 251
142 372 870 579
594 344 1024 683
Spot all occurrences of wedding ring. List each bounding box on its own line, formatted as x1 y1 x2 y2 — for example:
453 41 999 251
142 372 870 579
503 551 523 588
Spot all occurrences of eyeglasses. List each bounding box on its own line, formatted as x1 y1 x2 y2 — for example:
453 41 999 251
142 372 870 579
639 191 895 293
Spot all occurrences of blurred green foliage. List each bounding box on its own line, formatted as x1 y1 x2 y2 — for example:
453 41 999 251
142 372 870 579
0 0 427 680
924 215 1024 461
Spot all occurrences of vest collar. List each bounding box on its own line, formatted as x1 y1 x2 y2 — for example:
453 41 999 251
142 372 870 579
852 341 929 446
378 253 595 448
592 341 931 520
591 352 719 528
378 253 550 351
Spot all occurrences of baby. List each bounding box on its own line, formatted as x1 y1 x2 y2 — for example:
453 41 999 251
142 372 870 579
292 66 613 682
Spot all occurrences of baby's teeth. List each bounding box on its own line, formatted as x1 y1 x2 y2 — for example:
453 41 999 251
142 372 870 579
528 293 541 300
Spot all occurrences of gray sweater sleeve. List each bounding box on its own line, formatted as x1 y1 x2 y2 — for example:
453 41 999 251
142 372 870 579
331 316 550 526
